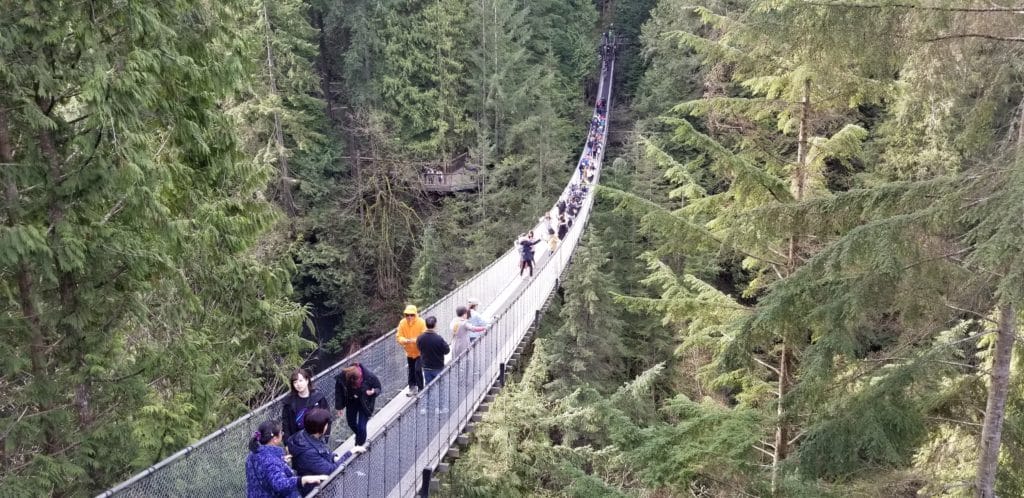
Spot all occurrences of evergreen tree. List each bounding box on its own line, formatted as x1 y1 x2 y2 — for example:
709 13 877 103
546 232 627 391
229 0 337 216
408 223 447 304
0 2 305 494
606 1 1024 495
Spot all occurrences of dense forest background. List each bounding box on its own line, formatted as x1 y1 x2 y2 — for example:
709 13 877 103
445 1 1024 497
1 0 596 494
2 0 1023 497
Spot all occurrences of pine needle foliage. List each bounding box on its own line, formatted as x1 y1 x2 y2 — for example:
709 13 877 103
609 0 1024 495
545 232 628 391
0 2 306 494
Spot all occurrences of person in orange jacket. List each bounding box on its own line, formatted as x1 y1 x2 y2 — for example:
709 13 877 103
396 304 426 396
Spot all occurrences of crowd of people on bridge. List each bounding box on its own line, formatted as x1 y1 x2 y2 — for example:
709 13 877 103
514 94 607 280
246 42 612 498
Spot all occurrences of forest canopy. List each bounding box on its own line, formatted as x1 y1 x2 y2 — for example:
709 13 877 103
2 1 1022 497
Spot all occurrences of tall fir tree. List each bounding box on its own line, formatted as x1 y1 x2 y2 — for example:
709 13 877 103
546 232 627 391
0 1 306 494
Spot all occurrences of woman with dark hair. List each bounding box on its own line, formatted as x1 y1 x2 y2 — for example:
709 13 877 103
246 419 328 498
557 215 569 241
519 231 542 278
282 368 329 441
334 364 381 450
286 408 342 495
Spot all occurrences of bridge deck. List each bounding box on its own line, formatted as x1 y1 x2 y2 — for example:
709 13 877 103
98 35 617 498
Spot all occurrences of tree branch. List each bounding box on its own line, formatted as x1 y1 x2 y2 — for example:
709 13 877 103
943 303 998 325
804 1 1024 13
753 444 775 459
754 356 781 376
926 416 983 428
926 34 1024 43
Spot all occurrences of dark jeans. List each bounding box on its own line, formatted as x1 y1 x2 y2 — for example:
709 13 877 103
407 356 423 390
423 367 442 386
345 405 371 446
519 259 534 276
422 368 446 410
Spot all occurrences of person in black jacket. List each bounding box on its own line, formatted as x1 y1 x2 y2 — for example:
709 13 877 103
417 316 451 414
282 368 330 441
286 408 340 495
334 364 381 449
557 215 569 241
416 316 450 386
519 231 542 278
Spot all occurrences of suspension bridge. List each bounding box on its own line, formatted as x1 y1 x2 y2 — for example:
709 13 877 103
99 39 616 498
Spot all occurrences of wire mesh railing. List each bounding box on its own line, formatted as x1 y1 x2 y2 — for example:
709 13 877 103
309 46 615 498
99 38 615 498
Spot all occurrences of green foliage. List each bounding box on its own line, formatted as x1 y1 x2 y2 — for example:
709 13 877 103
0 1 306 494
408 223 447 304
545 233 627 390
630 396 764 492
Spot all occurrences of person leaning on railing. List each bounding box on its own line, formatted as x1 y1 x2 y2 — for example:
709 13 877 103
466 298 491 342
246 420 328 498
450 306 486 358
285 408 342 495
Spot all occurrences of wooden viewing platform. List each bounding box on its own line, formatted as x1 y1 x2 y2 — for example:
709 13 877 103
421 167 482 193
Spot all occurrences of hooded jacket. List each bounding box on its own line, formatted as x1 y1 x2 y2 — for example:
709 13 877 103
281 388 329 441
245 444 300 498
396 314 427 358
286 430 339 495
334 363 382 414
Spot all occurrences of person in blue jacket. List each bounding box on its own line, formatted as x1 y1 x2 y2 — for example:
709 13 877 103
286 408 342 495
246 419 328 498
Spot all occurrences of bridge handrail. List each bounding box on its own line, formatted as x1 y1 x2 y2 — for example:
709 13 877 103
308 44 615 498
99 37 616 498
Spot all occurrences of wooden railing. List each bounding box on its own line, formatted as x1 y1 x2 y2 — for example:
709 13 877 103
421 169 481 192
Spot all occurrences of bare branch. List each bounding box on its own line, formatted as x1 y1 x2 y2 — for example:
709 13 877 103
943 303 998 325
753 356 781 376
926 34 1024 43
926 416 983 428
753 444 775 458
804 1 1024 13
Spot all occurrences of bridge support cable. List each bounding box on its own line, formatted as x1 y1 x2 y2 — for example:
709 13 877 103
98 37 616 498
309 42 616 498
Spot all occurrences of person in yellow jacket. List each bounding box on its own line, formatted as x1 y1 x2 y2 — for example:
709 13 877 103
396 305 427 396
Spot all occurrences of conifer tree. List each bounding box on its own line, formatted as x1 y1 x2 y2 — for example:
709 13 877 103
408 223 447 304
0 2 305 494
546 233 627 391
230 0 335 216
607 1 1024 495
618 1 886 489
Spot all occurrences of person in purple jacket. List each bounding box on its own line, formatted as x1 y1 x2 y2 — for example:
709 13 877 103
246 420 328 498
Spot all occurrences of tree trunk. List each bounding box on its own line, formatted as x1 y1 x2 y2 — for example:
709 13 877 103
262 0 297 217
771 344 792 495
773 79 811 495
0 109 46 375
975 305 1016 498
37 111 82 454
793 79 811 201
